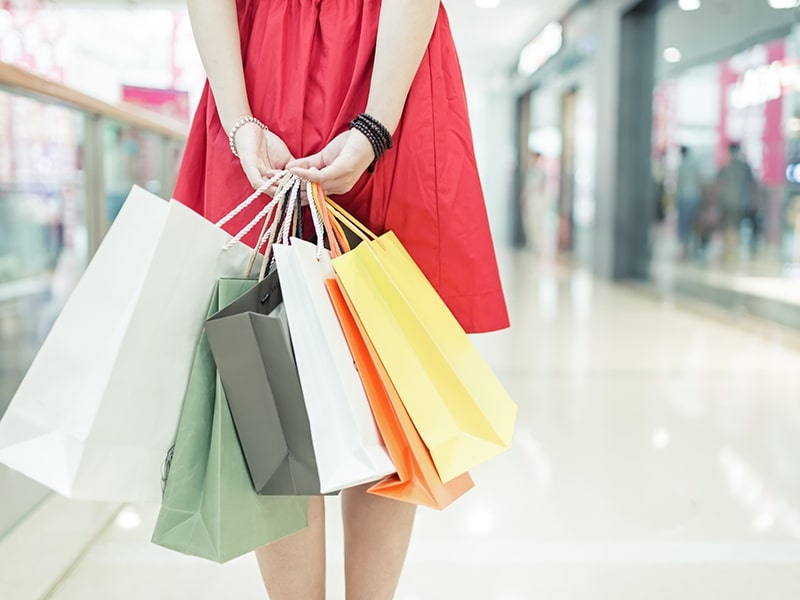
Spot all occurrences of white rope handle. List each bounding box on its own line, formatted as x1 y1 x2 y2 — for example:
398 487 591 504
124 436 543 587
255 192 287 280
254 173 296 253
215 170 287 229
305 180 327 259
279 177 301 245
244 174 296 278
256 176 299 280
255 203 280 254
223 196 280 251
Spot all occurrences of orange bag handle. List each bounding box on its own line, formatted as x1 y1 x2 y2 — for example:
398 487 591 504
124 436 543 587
329 210 350 254
309 182 351 257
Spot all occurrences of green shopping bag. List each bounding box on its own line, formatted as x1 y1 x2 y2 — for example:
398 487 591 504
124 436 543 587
151 279 308 563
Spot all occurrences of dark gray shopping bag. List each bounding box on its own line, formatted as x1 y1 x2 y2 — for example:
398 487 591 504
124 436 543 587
204 272 323 495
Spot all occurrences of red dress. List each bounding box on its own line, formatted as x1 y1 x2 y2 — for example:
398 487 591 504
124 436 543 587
173 0 509 333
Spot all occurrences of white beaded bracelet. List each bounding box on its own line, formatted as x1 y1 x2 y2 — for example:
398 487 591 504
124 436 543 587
228 115 268 157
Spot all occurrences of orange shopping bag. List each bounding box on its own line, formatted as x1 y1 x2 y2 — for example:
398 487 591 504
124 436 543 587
314 190 516 484
325 277 474 509
309 182 474 508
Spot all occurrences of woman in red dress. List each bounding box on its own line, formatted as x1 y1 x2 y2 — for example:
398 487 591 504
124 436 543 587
177 1 509 597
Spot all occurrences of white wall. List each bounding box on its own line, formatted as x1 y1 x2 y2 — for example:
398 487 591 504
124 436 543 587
463 70 518 247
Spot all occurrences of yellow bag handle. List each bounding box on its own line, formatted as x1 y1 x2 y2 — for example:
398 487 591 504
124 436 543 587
323 196 385 252
325 197 378 242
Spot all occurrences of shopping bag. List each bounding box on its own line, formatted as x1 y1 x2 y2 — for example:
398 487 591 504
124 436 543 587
325 277 474 509
0 185 266 502
325 199 517 484
272 237 395 493
152 279 308 563
204 271 322 495
204 175 322 495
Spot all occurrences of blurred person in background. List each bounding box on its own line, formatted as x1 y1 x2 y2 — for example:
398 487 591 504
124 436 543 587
696 181 721 261
716 142 759 261
675 145 702 260
522 150 548 254
648 149 668 260
651 149 667 226
176 1 509 599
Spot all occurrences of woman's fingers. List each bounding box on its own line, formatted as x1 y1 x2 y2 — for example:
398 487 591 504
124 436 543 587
287 130 374 194
288 165 322 182
286 152 325 172
294 158 363 195
265 130 296 171
236 125 302 191
242 163 267 189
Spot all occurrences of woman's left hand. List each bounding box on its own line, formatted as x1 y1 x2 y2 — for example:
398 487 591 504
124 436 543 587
287 130 374 195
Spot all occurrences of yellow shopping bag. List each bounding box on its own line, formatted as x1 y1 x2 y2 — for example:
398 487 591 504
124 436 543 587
322 194 517 483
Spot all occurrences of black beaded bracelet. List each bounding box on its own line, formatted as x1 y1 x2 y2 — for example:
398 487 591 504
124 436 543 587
349 113 393 172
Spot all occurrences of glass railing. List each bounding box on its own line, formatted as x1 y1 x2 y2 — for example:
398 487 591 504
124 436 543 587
0 60 188 539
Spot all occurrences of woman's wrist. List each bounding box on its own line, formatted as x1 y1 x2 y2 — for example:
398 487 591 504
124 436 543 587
220 103 257 135
349 112 392 172
363 105 399 136
227 115 269 157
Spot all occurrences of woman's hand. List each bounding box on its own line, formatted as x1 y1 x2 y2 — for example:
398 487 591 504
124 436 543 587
235 123 295 191
287 130 374 196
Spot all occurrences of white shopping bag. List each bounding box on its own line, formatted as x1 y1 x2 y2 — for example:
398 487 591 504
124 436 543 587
0 185 260 502
273 238 394 493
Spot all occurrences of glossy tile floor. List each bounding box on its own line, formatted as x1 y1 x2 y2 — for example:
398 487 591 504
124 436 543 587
4 250 800 599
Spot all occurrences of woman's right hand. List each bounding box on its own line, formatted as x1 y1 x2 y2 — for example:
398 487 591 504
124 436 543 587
234 123 295 193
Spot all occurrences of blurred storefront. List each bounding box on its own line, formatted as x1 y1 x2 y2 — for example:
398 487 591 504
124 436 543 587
0 0 203 107
514 2 598 266
650 1 800 287
513 0 800 326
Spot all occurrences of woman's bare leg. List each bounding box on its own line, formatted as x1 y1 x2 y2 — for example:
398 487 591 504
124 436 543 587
341 485 417 600
255 496 326 599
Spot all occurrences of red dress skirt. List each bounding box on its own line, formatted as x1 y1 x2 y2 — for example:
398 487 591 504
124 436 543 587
173 0 509 333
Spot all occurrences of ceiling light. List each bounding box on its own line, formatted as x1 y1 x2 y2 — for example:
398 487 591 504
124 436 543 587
663 47 682 63
787 117 800 133
768 0 800 8
679 0 702 9
466 506 495 535
517 22 563 75
115 507 142 530
651 428 671 450
475 0 500 7
752 513 775 532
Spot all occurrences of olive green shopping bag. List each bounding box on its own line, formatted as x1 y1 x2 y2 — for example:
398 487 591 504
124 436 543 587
151 279 308 563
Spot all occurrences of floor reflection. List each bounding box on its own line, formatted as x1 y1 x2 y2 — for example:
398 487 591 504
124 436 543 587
0 244 86 538
3 249 800 599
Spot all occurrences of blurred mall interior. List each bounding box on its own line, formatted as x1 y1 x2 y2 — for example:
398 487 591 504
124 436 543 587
1 0 800 598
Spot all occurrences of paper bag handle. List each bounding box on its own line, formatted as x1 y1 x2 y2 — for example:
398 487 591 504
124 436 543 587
309 182 351 258
244 173 297 280
217 171 289 231
323 197 385 253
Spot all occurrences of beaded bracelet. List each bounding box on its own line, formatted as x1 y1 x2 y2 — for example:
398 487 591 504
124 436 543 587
349 113 393 172
228 115 268 158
